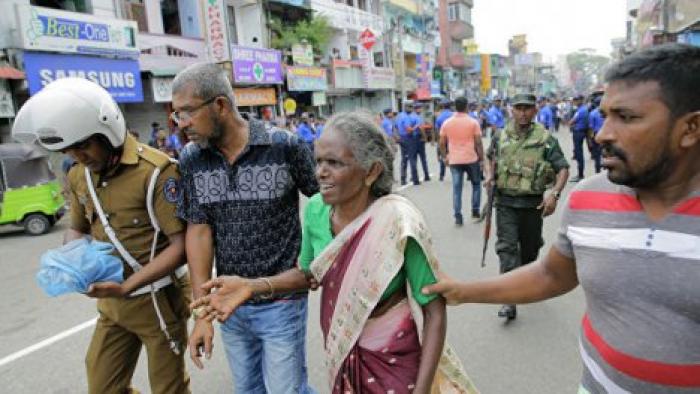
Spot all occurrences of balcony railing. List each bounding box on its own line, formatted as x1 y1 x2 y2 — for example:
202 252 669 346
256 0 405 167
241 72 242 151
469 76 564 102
138 33 206 72
310 0 384 33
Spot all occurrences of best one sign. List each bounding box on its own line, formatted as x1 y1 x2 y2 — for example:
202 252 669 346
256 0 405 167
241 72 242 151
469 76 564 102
16 5 139 58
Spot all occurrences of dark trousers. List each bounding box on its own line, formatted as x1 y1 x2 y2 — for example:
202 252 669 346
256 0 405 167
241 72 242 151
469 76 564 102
416 139 430 179
436 145 446 180
400 138 419 185
554 117 560 132
495 205 544 273
572 130 587 178
590 139 602 173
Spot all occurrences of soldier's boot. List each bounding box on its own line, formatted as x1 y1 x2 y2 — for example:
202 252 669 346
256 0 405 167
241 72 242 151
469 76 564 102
498 304 517 320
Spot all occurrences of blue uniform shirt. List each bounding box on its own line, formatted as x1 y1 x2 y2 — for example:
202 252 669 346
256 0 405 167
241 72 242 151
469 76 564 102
588 108 604 134
409 112 423 139
468 111 479 120
572 105 589 132
381 117 394 137
297 122 315 143
488 106 505 128
435 109 453 132
396 111 410 138
537 106 553 129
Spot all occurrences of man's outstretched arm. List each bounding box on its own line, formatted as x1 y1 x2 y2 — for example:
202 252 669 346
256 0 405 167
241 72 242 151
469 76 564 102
423 246 579 305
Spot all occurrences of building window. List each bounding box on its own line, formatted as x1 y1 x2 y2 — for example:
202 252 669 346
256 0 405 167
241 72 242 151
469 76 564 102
357 0 367 11
227 6 238 45
450 39 462 56
121 0 148 32
161 0 181 35
30 0 91 13
448 3 458 22
448 2 471 23
374 51 385 67
349 45 359 60
460 3 471 23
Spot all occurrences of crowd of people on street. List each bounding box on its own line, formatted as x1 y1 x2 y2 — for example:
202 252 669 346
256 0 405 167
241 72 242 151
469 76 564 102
10 43 700 394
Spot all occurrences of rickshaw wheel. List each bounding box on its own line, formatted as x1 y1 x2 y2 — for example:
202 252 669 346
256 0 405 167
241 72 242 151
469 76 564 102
23 214 50 236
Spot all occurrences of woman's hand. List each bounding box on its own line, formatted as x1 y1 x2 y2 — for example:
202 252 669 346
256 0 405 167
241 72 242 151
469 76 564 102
190 276 255 322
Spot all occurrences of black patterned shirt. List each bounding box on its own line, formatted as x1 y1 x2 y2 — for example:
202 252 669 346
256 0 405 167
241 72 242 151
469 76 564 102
177 120 319 278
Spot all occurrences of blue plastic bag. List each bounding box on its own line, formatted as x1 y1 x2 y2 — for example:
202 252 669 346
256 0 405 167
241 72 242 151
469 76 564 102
37 238 124 297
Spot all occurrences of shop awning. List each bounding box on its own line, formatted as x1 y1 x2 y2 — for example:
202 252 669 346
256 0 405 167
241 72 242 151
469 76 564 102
149 68 182 77
0 66 25 80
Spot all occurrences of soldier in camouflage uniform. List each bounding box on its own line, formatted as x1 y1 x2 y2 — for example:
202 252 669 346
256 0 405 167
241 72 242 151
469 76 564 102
485 93 570 320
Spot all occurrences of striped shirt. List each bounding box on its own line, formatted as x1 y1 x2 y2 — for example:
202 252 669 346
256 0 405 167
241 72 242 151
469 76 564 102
554 174 700 393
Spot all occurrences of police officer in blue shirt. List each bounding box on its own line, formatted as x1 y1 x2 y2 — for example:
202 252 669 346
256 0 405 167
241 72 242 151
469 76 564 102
396 101 419 185
296 113 316 152
435 100 453 181
468 103 479 120
568 94 589 182
588 96 604 173
381 108 395 138
478 100 490 132
488 98 506 138
412 102 431 182
550 99 561 132
537 97 554 131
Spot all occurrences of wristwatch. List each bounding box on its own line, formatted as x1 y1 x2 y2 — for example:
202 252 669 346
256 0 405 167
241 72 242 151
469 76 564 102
552 190 561 200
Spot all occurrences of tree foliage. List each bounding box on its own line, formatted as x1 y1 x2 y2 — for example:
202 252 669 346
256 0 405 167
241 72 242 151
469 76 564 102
566 49 610 93
269 15 332 54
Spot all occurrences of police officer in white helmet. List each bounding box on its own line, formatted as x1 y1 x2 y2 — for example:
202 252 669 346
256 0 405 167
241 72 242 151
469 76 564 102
13 78 191 394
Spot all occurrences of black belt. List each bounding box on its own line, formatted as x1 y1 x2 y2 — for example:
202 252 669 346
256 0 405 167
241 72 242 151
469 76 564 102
245 292 308 305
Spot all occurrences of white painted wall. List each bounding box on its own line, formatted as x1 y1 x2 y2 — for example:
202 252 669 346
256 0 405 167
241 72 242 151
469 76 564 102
235 2 266 47
90 0 117 17
0 0 27 49
145 0 164 34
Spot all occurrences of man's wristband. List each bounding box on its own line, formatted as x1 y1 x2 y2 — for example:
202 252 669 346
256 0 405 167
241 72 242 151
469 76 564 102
551 190 561 200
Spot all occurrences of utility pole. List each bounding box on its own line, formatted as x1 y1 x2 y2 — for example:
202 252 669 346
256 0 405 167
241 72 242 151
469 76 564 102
398 16 406 110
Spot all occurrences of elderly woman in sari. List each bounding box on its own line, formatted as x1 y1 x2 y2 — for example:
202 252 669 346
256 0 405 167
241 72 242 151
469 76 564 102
192 111 477 394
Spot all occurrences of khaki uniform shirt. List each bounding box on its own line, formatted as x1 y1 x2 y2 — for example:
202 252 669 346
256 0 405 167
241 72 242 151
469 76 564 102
66 134 184 275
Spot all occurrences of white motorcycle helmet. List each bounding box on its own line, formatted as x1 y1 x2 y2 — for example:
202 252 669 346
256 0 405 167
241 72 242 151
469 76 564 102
12 77 126 151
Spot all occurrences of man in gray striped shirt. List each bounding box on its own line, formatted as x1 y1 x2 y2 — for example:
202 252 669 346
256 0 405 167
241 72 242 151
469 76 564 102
424 43 700 393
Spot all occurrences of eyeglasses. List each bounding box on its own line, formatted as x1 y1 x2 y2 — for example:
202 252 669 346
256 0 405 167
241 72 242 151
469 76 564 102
170 96 219 125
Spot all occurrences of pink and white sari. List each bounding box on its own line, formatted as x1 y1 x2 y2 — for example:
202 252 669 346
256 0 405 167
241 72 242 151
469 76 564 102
309 194 479 393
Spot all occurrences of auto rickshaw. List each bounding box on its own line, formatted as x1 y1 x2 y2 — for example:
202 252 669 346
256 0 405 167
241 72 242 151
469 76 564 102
0 143 65 235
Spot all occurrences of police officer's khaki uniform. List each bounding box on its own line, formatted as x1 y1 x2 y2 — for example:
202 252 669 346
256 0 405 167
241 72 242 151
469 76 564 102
66 134 190 394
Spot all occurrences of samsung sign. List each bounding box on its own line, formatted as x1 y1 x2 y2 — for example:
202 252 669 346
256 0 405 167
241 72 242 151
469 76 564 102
24 52 143 103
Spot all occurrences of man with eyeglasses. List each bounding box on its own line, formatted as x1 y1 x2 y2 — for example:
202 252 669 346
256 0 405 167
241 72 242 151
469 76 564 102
172 63 319 393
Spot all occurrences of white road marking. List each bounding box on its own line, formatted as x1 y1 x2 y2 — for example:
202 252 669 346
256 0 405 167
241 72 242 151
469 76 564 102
0 317 97 368
396 173 435 192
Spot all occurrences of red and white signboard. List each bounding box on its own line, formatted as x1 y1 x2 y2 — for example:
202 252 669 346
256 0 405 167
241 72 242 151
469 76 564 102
204 0 231 63
359 28 376 51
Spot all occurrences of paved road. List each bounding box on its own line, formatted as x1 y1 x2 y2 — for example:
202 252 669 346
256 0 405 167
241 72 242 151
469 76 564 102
0 127 598 393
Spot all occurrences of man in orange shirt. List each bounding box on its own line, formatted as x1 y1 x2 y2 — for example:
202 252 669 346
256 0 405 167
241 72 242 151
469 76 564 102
439 96 485 225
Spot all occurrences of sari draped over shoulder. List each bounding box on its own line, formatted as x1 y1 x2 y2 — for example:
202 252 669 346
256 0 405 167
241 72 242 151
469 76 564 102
309 194 479 394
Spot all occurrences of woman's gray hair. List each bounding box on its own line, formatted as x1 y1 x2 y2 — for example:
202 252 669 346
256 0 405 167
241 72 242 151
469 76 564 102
172 63 235 110
325 111 395 197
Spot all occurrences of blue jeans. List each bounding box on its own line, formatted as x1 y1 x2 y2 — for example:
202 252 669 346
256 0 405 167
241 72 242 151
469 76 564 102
220 297 315 394
450 163 482 219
